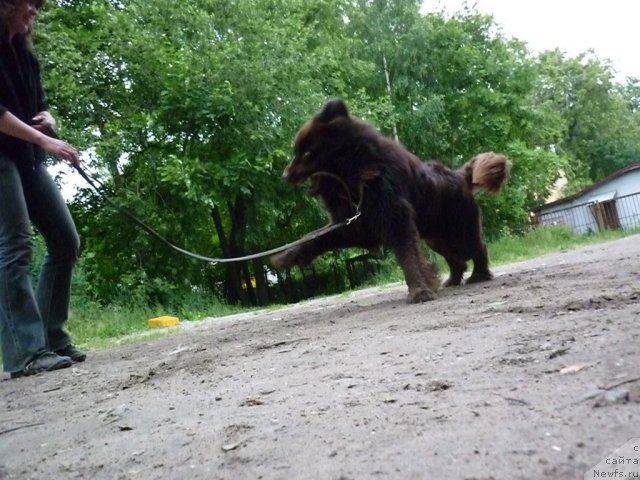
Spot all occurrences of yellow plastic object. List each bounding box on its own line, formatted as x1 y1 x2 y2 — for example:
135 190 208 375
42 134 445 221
148 316 180 328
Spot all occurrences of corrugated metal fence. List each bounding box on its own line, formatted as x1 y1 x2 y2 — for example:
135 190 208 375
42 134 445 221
535 191 640 234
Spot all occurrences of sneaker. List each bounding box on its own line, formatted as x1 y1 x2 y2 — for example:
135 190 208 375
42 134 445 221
10 352 72 379
55 345 87 363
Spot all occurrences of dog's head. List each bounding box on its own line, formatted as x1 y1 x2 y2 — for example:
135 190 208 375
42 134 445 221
282 99 379 194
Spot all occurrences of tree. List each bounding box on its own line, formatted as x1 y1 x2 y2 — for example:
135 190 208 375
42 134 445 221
533 49 640 184
345 6 567 233
39 0 376 306
35 1 640 308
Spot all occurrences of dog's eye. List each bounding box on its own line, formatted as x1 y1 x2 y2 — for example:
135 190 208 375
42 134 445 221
302 151 311 160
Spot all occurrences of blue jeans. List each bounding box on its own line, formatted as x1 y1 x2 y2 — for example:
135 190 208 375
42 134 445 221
0 155 80 373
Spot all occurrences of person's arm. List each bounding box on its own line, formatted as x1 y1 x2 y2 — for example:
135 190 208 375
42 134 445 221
0 110 79 166
32 60 57 133
32 110 57 133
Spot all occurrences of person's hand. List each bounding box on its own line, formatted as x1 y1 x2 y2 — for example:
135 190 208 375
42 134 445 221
38 135 80 167
31 112 79 166
31 111 57 135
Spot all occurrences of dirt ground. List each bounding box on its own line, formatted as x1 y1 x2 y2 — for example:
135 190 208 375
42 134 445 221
1 235 639 480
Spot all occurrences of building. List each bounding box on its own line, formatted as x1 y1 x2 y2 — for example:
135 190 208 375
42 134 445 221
531 163 640 234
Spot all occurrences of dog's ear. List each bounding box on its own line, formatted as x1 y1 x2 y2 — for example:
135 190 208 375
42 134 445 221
317 99 350 123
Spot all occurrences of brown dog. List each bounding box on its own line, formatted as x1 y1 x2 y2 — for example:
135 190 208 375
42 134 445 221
271 99 511 303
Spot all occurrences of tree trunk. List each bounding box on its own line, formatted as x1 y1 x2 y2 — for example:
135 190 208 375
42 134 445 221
252 258 269 306
228 195 256 306
382 52 399 142
210 204 247 305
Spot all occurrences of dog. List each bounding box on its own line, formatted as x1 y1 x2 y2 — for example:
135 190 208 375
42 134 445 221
271 99 511 303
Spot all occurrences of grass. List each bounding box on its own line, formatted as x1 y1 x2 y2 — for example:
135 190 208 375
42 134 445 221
66 295 244 352
488 225 639 266
67 301 178 349
366 225 639 287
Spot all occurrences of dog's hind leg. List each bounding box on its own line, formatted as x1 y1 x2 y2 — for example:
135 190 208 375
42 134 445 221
426 239 465 287
443 256 467 287
392 239 438 303
466 242 493 284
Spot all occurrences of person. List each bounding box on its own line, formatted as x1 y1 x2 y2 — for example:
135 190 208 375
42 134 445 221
0 0 85 378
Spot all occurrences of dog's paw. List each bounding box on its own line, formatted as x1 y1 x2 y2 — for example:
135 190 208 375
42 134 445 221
427 275 442 292
442 277 463 287
407 287 437 303
465 271 493 284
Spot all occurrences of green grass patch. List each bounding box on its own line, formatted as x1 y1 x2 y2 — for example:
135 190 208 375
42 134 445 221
67 301 172 349
66 294 243 352
366 225 639 287
488 225 639 266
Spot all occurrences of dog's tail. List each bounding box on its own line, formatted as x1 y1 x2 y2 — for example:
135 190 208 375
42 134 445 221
460 152 511 195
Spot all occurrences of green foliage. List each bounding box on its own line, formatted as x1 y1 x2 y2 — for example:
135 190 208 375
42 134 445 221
488 225 638 266
67 294 243 349
475 140 570 239
341 7 560 237
533 50 640 183
31 0 640 311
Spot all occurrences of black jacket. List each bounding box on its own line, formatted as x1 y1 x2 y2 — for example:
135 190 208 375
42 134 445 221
0 37 47 168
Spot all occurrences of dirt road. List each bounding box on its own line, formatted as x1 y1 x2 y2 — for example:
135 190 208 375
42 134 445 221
1 235 639 480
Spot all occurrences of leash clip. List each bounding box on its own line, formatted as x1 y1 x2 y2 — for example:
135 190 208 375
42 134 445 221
346 211 361 226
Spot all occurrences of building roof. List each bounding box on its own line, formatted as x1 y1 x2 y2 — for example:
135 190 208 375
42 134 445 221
532 162 640 212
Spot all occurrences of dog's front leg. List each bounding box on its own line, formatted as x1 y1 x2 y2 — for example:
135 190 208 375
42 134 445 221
392 239 438 303
270 226 353 269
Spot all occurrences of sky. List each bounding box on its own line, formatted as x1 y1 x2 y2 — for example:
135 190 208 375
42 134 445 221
422 0 640 82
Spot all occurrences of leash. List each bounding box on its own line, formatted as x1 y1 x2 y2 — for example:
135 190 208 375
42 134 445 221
72 164 362 265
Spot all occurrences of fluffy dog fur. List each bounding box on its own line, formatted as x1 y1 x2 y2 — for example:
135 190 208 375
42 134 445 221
271 99 511 303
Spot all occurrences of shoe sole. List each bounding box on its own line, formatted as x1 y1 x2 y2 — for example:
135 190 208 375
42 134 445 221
54 348 87 363
10 359 73 379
